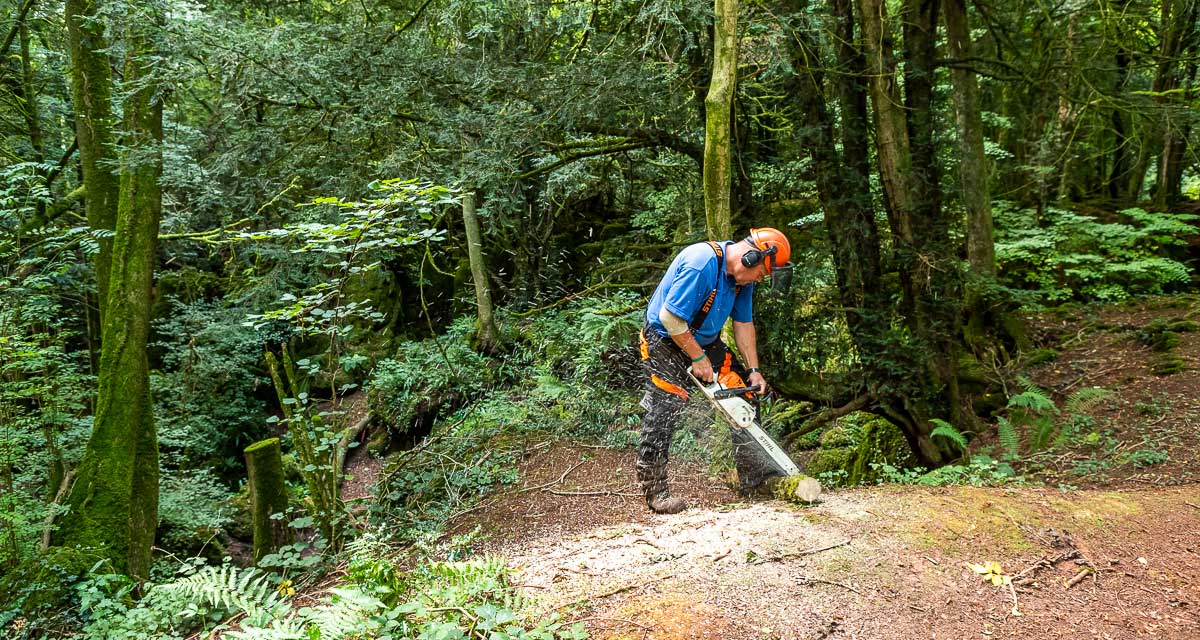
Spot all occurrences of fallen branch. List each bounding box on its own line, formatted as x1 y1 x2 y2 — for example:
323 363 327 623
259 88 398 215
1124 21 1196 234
546 489 641 498
40 470 76 551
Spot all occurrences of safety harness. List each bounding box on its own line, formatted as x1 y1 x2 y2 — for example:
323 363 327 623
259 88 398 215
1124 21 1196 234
688 241 741 336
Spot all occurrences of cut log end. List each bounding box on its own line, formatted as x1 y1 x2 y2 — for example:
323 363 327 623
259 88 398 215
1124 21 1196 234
773 474 823 504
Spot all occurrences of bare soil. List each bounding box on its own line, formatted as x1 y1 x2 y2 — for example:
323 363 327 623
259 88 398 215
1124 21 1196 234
428 299 1200 640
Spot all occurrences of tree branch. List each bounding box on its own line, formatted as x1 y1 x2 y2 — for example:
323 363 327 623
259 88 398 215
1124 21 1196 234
0 0 36 61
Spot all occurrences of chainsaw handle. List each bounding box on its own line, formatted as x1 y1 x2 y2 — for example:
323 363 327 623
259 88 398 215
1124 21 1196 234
713 385 763 399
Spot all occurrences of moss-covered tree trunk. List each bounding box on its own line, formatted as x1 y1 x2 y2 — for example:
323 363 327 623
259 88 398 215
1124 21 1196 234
943 0 994 277
57 14 162 580
244 438 293 563
64 0 119 318
703 0 737 241
462 191 499 353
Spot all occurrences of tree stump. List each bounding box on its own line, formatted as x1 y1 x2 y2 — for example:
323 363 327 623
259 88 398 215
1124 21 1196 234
244 438 292 563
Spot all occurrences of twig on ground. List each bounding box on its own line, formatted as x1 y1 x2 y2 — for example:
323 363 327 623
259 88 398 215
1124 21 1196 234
551 573 675 611
761 538 851 562
520 460 587 493
1065 568 1091 589
1184 502 1200 510
1013 550 1080 585
797 576 861 595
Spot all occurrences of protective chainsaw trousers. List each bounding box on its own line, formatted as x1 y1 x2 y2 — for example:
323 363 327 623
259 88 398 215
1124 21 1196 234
637 327 781 500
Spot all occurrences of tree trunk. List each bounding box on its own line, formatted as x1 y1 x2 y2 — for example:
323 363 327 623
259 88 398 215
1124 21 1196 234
462 191 499 353
58 13 162 581
703 0 737 241
244 438 293 564
1108 41 1134 201
944 0 993 276
64 0 119 319
1129 0 1199 202
857 0 911 236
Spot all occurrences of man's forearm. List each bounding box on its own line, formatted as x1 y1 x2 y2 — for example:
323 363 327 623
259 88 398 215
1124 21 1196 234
669 331 707 361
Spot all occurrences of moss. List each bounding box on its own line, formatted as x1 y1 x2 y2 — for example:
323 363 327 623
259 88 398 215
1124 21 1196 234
1000 313 1033 352
849 417 915 485
1151 354 1187 375
819 425 858 448
957 353 988 386
244 438 293 563
1167 320 1199 333
770 474 822 504
806 446 856 484
1025 348 1059 366
0 547 112 616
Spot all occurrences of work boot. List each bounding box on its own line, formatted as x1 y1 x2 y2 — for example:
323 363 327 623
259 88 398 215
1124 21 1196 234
647 492 687 514
638 460 688 514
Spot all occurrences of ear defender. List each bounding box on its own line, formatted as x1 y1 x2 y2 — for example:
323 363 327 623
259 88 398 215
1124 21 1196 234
741 236 778 269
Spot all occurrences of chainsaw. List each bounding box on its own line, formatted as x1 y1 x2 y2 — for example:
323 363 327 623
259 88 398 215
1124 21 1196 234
687 369 801 477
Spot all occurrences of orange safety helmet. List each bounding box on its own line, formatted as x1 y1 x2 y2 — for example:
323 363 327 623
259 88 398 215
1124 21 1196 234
743 227 792 273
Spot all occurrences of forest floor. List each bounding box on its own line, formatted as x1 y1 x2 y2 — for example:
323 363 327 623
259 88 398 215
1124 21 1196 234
429 297 1200 640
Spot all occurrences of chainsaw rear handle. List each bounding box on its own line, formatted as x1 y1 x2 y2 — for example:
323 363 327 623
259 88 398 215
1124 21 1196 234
714 385 762 399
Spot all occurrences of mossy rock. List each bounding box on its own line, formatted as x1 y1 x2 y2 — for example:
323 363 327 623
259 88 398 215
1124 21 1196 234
957 354 989 386
0 547 113 616
849 417 915 485
1000 313 1033 352
819 425 858 448
972 390 1006 417
806 446 856 485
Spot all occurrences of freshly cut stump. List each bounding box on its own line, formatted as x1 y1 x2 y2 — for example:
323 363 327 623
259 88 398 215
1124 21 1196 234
771 474 823 504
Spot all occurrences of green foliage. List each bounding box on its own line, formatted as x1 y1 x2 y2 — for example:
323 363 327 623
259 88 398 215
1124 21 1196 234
156 469 234 560
0 219 93 568
996 417 1020 459
929 419 969 453
368 316 496 434
77 542 586 640
995 379 1114 460
994 204 1196 304
152 300 273 476
1128 446 1169 467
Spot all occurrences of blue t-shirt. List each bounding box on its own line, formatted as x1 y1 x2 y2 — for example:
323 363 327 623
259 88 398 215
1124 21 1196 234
645 241 755 346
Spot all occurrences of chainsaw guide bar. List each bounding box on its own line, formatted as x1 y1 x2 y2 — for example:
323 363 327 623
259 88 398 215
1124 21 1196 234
688 370 802 477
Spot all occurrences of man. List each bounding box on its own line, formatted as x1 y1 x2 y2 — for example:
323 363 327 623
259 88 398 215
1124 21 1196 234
637 227 792 514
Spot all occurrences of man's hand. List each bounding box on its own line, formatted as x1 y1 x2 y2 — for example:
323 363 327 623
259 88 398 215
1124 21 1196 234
691 356 714 384
747 369 767 394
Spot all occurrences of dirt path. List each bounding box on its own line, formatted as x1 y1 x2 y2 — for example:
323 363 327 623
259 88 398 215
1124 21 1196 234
455 446 1200 640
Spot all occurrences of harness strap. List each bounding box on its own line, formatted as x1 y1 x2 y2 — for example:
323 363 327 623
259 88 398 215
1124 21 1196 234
689 242 736 336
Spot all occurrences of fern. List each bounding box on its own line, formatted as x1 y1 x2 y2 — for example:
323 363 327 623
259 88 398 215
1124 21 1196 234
228 587 386 640
1011 378 1058 415
996 416 1019 459
1029 415 1057 453
929 419 968 452
1065 386 1112 414
158 565 292 627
